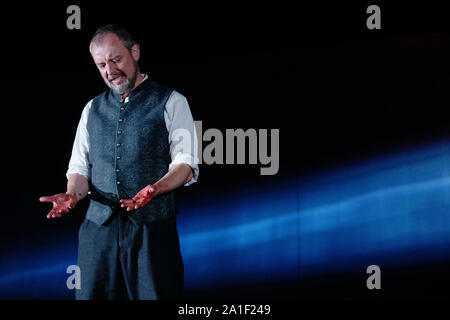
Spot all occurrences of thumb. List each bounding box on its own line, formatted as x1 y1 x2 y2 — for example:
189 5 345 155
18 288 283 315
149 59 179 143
39 195 55 202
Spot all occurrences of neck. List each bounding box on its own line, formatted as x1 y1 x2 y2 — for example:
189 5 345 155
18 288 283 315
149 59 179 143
121 72 144 101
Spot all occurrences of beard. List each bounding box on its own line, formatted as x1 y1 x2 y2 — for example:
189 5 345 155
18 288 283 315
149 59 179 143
105 63 139 95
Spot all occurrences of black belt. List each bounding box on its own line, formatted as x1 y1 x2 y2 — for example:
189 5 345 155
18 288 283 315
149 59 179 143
88 185 121 211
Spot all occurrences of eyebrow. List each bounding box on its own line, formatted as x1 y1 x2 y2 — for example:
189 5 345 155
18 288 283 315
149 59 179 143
95 55 121 66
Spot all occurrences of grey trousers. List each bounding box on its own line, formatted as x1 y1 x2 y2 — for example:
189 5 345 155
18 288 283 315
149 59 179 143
76 209 184 300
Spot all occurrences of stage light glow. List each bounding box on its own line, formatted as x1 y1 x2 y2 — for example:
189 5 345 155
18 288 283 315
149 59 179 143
0 141 449 297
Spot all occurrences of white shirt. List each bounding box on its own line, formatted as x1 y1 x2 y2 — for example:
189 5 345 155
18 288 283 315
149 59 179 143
66 75 199 186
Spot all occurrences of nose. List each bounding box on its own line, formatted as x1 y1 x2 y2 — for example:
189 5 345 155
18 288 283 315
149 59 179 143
105 62 118 78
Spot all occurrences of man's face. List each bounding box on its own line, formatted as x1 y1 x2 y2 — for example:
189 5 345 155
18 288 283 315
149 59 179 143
91 33 140 95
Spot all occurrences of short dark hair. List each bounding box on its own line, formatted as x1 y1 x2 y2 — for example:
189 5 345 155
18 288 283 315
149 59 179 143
89 24 136 52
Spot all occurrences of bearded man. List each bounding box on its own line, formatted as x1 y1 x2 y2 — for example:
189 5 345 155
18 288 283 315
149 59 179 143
40 24 198 300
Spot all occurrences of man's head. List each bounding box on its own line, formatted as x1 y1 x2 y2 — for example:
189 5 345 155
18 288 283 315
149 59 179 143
90 25 141 95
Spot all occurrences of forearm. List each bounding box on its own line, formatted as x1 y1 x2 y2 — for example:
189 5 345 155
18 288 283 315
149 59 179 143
67 173 90 202
152 163 194 197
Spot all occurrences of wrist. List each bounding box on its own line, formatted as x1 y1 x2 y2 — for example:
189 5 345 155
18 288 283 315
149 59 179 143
150 183 163 197
66 191 80 203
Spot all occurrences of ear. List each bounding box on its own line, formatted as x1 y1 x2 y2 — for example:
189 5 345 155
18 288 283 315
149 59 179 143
130 43 140 62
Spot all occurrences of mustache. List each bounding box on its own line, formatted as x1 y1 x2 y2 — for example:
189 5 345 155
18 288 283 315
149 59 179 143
108 72 126 81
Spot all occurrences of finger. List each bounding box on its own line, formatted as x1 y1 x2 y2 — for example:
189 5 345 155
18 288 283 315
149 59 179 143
119 200 135 211
135 203 145 209
121 203 131 208
47 210 61 219
68 198 77 208
51 211 61 217
53 209 63 217
133 202 144 210
120 199 132 205
127 204 137 211
40 195 56 203
120 200 134 207
47 208 58 218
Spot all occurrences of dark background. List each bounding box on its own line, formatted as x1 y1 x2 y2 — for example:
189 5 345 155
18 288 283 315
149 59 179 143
1 1 449 301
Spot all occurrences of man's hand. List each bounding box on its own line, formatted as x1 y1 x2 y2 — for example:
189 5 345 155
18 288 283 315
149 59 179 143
39 193 78 219
120 185 155 212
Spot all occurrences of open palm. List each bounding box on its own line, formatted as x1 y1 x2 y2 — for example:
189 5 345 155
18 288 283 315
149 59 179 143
39 193 77 219
120 185 155 211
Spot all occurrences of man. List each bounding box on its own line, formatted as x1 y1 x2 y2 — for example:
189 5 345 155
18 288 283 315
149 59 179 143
39 24 199 300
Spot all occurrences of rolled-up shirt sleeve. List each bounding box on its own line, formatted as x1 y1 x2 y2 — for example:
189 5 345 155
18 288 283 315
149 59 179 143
66 100 92 180
165 91 199 186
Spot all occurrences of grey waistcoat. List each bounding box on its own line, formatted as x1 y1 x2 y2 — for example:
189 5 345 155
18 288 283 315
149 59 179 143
85 79 176 225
